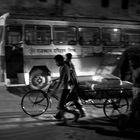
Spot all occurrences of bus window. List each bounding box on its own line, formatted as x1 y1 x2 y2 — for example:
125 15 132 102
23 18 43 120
53 26 77 45
102 28 121 46
25 25 51 45
0 26 3 42
122 29 140 46
78 27 100 45
6 25 22 45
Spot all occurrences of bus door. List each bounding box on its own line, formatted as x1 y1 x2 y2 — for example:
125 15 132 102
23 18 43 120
5 25 24 86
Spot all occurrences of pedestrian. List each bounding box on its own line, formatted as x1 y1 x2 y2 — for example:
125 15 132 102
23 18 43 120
118 47 140 127
118 46 140 102
129 54 140 117
53 54 78 120
65 53 76 79
65 53 86 117
113 46 140 82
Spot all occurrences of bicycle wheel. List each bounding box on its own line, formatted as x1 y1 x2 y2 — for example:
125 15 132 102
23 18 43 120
21 90 49 117
103 97 129 120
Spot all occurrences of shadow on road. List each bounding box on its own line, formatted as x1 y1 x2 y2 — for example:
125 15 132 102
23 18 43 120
4 86 140 139
6 86 31 97
56 116 140 140
96 127 140 140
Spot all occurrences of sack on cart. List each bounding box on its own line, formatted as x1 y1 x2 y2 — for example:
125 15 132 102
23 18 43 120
78 74 133 99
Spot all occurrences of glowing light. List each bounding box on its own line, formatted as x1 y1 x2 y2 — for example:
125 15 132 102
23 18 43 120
92 75 103 82
79 28 82 32
113 28 118 32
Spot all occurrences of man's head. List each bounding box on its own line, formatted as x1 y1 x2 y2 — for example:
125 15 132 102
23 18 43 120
54 54 64 66
65 53 72 61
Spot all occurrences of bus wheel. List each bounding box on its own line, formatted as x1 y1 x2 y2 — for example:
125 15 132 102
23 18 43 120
29 69 51 90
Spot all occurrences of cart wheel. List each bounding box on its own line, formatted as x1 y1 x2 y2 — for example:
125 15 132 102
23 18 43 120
103 97 129 121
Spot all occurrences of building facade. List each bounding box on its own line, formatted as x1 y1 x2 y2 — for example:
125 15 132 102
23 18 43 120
0 0 140 21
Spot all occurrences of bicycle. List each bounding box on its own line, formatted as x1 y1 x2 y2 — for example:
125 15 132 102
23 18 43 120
79 84 131 121
21 78 131 121
21 78 80 123
79 79 132 120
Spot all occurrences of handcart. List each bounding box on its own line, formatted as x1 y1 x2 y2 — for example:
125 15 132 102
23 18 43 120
78 74 133 120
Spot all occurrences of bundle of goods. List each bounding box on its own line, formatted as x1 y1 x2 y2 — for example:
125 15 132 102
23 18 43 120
78 74 133 99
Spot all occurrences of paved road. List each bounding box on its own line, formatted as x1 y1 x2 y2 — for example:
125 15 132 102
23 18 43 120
0 85 139 140
0 110 139 140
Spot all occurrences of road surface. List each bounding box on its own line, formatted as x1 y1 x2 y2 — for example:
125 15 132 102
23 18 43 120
0 85 139 140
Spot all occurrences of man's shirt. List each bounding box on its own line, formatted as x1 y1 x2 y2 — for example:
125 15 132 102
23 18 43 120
65 61 77 85
58 63 71 89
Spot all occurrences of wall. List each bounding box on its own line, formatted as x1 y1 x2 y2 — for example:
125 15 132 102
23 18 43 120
0 0 140 21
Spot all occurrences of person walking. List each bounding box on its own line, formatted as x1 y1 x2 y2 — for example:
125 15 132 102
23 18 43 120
65 53 86 117
53 54 85 120
53 54 71 119
65 53 77 78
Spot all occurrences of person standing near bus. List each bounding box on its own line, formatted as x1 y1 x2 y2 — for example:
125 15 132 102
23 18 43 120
127 54 140 120
65 53 86 117
120 47 140 109
117 47 140 129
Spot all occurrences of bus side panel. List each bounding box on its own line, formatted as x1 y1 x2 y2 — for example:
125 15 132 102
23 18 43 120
23 54 118 80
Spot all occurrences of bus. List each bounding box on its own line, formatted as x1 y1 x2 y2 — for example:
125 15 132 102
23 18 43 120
0 13 140 89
